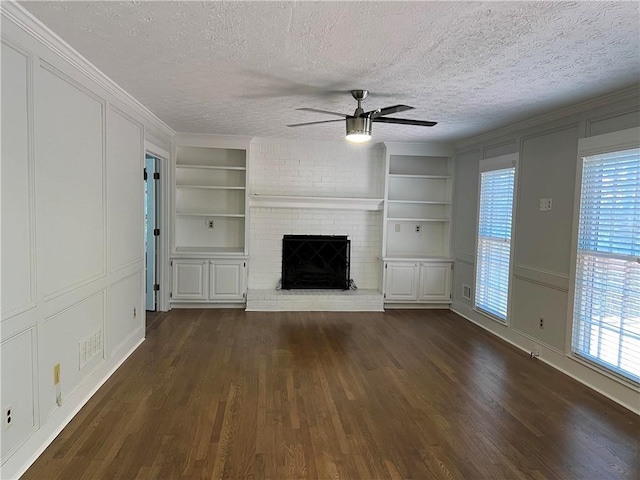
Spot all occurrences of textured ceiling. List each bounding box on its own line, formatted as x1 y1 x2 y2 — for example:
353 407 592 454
20 1 640 142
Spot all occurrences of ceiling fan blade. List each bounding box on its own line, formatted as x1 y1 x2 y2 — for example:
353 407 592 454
367 105 414 118
373 117 437 127
286 119 344 127
296 108 348 118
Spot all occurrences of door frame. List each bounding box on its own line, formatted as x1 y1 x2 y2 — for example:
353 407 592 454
145 140 171 311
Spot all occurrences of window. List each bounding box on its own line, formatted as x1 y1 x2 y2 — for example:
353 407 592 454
475 155 516 322
572 147 640 384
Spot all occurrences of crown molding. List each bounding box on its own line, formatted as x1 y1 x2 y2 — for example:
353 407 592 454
1 1 175 139
454 85 640 150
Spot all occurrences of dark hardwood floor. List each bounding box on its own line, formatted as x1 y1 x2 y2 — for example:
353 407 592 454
24 309 639 479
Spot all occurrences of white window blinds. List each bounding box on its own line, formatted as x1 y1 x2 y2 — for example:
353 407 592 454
475 164 515 322
572 147 640 383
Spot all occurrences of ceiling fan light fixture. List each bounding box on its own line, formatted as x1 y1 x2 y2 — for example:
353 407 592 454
345 116 372 143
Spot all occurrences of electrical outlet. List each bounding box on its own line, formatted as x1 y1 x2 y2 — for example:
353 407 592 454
133 307 137 319
207 219 214 229
539 317 544 329
415 224 421 233
4 405 13 430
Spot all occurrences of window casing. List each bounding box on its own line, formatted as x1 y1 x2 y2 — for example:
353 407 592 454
571 147 640 384
474 155 516 323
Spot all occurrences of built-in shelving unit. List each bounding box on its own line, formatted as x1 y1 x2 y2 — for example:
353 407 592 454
381 143 455 307
384 150 453 258
171 135 251 307
174 143 248 255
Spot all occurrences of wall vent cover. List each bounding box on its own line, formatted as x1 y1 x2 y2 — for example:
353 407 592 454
462 284 472 300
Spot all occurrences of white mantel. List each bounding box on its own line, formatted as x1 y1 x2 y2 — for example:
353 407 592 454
248 194 383 211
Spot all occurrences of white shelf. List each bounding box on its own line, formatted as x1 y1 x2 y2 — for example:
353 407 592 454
249 194 384 211
388 174 451 179
387 217 450 222
382 256 453 262
387 199 451 205
176 185 246 190
175 213 245 218
176 164 246 171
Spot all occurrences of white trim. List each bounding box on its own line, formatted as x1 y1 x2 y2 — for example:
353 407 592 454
0 2 174 139
473 307 508 326
479 153 517 172
455 86 639 150
577 127 640 157
144 143 171 312
175 133 252 150
382 141 454 157
453 251 474 264
144 140 170 161
512 264 569 292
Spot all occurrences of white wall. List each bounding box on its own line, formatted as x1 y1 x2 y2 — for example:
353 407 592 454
248 138 385 290
451 89 640 413
0 4 173 478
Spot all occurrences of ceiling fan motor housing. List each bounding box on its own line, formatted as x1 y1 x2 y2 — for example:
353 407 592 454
346 116 372 137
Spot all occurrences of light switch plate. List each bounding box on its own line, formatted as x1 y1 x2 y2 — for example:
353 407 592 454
539 198 552 211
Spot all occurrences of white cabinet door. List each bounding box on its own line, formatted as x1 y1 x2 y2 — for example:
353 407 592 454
418 262 452 301
209 260 246 301
384 262 419 301
172 259 208 300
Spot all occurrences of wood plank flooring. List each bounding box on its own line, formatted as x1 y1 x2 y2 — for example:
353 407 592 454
24 309 639 479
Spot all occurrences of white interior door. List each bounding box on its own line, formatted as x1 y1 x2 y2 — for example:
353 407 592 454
145 154 159 311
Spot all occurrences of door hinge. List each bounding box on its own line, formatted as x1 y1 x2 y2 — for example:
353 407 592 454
170 292 172 298
153 172 160 180
243 292 246 298
170 260 173 266
153 284 160 291
243 262 246 268
383 293 386 299
385 263 387 269
143 168 147 181
153 228 160 236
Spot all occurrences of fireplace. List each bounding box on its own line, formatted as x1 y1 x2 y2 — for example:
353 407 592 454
282 235 350 290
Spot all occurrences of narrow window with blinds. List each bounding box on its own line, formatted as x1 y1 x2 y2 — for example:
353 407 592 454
475 163 515 322
572 147 640 384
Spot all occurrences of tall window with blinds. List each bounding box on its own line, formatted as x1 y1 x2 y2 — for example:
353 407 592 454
572 148 640 384
475 162 516 322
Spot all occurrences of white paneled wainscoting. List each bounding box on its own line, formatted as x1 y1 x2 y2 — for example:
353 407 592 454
0 4 174 478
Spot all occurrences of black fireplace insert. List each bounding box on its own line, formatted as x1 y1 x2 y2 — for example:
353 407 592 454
282 235 350 290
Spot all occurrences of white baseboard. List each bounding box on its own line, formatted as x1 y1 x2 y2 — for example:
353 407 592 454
384 303 451 309
170 302 246 309
0 329 145 479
